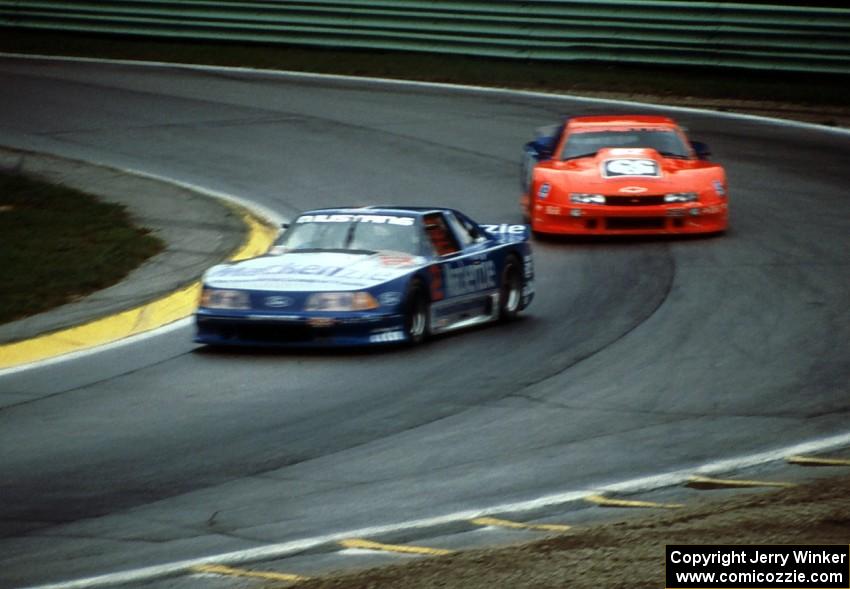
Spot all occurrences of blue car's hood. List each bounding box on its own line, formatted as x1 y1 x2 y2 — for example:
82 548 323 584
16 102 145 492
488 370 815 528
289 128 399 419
203 250 428 292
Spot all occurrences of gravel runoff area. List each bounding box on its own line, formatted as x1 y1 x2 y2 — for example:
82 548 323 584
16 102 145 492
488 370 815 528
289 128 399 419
279 473 850 589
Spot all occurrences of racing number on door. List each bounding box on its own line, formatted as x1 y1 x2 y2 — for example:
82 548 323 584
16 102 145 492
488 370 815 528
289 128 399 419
429 265 445 301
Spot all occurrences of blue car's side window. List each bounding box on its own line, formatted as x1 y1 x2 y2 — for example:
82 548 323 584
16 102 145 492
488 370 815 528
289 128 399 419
444 211 489 252
423 213 461 257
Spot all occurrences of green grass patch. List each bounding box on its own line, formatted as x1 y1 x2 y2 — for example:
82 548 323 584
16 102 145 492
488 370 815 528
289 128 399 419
0 171 164 324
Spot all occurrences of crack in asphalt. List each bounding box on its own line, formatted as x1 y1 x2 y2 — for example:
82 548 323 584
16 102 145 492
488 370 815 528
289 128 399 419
498 392 842 421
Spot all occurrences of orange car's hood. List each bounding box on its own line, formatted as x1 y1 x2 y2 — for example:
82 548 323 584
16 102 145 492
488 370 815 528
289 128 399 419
553 147 708 193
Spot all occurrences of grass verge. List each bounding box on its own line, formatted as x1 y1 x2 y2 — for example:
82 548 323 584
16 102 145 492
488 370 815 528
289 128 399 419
0 170 164 324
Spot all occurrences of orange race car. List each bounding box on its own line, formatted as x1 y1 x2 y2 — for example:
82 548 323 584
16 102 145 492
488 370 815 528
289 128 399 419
520 115 728 236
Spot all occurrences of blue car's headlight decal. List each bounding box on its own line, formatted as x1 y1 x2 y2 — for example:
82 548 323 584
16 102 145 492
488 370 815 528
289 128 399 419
304 292 380 312
378 291 403 306
200 288 250 310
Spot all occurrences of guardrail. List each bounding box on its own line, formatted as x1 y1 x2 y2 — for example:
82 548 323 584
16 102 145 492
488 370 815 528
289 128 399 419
1 1 849 74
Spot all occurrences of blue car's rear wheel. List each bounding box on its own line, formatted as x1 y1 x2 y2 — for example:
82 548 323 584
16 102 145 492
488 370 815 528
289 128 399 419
499 256 523 321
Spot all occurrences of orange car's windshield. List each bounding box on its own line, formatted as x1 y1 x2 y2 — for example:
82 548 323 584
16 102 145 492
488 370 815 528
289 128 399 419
561 129 690 160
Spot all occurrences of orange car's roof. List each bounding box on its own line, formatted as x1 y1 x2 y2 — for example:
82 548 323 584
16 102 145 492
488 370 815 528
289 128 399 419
567 115 678 130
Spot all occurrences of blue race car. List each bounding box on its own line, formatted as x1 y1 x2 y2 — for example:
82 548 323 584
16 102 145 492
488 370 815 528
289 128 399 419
195 206 534 347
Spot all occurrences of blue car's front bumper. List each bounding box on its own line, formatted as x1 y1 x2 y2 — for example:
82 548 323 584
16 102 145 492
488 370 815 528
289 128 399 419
194 309 408 347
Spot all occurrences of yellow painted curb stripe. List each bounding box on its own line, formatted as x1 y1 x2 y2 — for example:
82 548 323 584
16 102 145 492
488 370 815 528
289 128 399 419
471 517 571 532
787 455 850 467
339 538 453 556
585 494 684 509
0 281 203 370
687 475 796 489
230 211 279 262
192 564 308 582
0 210 277 370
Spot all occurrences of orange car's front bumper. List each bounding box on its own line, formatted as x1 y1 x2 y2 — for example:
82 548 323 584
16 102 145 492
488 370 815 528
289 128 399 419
530 202 728 236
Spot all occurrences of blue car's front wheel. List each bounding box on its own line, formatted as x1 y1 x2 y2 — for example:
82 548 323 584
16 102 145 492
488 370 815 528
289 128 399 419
404 281 430 345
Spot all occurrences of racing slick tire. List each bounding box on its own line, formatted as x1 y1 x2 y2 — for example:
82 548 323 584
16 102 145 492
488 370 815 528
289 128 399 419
499 256 523 321
404 280 430 345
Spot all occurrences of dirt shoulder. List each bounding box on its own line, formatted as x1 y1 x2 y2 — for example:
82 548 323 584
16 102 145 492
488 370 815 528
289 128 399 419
285 474 850 589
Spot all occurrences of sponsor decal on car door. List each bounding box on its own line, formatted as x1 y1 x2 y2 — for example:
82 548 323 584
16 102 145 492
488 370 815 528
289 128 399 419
432 253 498 330
443 256 497 298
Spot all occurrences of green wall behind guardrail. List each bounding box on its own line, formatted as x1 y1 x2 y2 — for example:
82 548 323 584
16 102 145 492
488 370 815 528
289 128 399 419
1 1 848 74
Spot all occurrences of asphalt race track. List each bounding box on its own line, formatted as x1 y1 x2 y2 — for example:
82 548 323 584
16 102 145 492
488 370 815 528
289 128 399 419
0 56 848 587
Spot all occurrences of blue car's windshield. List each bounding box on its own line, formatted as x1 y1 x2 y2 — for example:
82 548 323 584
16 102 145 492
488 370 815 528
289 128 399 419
276 213 423 256
561 129 690 160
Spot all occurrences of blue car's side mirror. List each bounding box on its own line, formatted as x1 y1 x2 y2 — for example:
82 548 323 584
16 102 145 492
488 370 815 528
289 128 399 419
530 137 555 161
526 136 556 161
529 123 565 161
522 121 565 193
691 141 712 160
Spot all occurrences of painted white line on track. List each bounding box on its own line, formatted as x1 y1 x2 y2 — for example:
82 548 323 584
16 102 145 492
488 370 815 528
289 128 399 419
0 317 192 377
22 431 850 589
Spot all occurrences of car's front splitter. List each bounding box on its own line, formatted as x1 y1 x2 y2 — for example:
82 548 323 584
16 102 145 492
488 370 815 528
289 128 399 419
194 310 408 347
532 203 728 235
